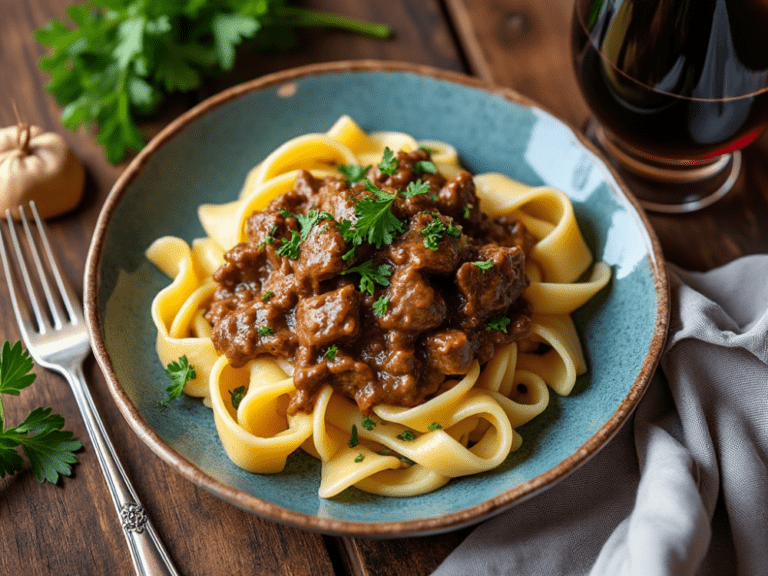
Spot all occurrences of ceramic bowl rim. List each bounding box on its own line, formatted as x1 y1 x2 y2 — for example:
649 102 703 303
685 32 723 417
84 59 669 537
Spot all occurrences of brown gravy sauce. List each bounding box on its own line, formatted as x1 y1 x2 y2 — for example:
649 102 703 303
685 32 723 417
205 149 534 415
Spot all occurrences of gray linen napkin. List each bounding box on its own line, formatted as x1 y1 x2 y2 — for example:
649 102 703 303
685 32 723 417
433 255 768 576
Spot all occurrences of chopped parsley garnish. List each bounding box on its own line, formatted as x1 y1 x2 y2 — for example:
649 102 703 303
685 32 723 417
463 204 473 219
341 261 392 296
276 229 301 259
486 316 511 333
258 326 274 336
354 453 365 463
378 147 398 175
337 163 372 184
348 424 359 448
339 177 435 253
379 448 391 456
355 179 405 248
403 179 430 198
0 341 82 483
229 386 246 409
261 291 274 302
373 296 390 317
258 225 278 248
361 416 377 430
397 430 415 441
413 160 438 174
296 209 334 240
323 345 338 361
428 422 442 431
473 261 494 271
419 145 434 154
279 207 294 219
419 216 461 250
160 355 196 406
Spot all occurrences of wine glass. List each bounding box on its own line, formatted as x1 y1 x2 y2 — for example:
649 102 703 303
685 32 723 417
571 0 768 213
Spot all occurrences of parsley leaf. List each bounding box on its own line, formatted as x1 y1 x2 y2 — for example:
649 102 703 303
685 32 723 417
261 291 274 302
413 160 438 174
0 341 82 483
473 261 494 271
373 296 389 317
419 217 448 251
229 386 246 410
276 230 302 259
342 261 392 296
258 225 278 248
36 3 390 163
419 145 434 154
378 147 398 175
338 164 371 184
296 209 334 240
0 341 36 400
397 430 415 441
160 355 196 406
428 422 442 431
463 204 473 219
352 180 404 248
258 326 274 336
0 425 23 478
486 316 512 333
14 408 82 484
403 179 430 198
324 345 338 361
354 453 365 463
361 416 377 430
348 424 359 448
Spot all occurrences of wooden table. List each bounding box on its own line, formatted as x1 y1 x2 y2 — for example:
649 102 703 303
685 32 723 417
1 1 766 575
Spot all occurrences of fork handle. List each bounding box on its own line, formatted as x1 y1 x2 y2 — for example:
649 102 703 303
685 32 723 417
64 363 180 576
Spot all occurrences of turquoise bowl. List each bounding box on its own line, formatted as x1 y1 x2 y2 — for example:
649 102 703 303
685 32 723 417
85 61 668 537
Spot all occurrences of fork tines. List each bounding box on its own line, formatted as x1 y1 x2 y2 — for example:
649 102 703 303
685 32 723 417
0 202 81 336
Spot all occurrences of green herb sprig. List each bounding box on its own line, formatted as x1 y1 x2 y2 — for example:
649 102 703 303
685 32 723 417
36 1 391 163
160 355 196 406
341 261 392 296
0 341 82 483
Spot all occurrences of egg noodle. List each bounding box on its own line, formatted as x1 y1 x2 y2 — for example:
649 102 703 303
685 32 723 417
146 116 611 498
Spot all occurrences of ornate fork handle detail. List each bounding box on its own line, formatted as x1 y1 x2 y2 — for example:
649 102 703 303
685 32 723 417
65 364 178 576
120 503 149 534
0 203 179 576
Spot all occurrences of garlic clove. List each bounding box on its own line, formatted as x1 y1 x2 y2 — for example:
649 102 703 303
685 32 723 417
0 124 86 220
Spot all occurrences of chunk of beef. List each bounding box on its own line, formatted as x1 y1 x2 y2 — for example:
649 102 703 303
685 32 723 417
376 265 446 332
294 221 346 293
455 244 528 324
210 299 296 367
423 329 475 375
437 171 479 221
294 284 360 348
386 212 464 275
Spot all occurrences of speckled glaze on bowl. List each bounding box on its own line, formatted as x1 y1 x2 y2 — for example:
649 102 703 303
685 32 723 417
84 61 668 537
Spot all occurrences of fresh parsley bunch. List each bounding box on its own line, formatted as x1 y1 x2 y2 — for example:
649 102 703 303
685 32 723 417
35 0 390 163
0 341 82 484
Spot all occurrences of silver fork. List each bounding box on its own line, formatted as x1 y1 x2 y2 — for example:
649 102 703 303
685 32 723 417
0 202 179 576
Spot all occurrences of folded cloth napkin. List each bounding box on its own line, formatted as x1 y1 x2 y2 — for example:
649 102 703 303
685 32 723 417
433 255 768 576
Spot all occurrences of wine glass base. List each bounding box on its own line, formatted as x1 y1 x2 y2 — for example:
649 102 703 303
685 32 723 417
587 121 742 214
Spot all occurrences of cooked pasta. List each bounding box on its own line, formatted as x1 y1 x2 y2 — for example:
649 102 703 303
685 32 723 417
146 115 611 498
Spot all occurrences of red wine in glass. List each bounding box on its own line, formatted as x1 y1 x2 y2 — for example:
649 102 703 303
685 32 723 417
572 0 768 212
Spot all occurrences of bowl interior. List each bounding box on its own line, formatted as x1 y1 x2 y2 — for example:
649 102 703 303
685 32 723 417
93 67 663 533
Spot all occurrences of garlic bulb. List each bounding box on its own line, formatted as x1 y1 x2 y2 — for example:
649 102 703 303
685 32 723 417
0 122 85 220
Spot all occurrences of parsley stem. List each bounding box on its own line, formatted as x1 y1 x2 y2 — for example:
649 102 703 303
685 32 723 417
277 7 392 39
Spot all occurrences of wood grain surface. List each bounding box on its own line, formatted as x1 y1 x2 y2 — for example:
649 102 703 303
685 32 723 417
1 1 766 575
